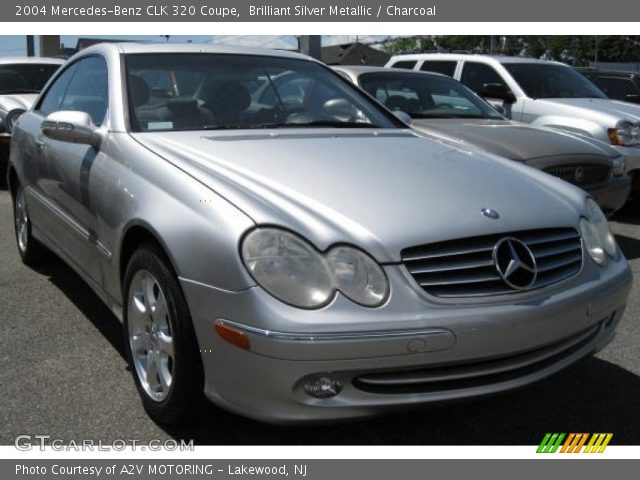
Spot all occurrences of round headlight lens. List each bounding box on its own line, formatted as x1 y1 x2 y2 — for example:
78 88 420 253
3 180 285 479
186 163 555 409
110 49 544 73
579 218 606 266
242 229 333 308
326 246 389 307
585 197 617 257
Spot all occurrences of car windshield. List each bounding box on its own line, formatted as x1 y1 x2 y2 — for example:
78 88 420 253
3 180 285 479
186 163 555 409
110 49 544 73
0 63 60 94
358 71 504 120
503 63 607 99
124 53 400 132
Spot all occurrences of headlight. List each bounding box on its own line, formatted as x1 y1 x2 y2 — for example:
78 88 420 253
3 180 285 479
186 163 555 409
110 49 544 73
326 246 388 306
4 108 26 134
579 198 617 266
611 156 626 176
241 228 389 309
608 121 640 146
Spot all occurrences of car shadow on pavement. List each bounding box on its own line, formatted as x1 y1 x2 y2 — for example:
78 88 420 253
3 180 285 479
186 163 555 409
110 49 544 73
162 355 640 446
612 199 640 226
31 256 127 362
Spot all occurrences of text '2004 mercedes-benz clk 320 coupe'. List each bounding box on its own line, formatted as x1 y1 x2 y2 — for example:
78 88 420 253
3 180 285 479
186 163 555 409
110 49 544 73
7 44 632 424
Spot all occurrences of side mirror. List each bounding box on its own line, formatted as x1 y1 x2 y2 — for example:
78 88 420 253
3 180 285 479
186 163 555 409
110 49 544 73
322 98 360 121
478 83 516 104
41 111 103 149
392 110 413 125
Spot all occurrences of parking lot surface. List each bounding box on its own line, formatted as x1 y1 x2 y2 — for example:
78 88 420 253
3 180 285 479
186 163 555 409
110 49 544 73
0 189 638 445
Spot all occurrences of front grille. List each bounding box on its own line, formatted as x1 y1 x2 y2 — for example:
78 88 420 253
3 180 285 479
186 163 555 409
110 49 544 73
353 322 602 395
402 228 582 298
544 164 611 187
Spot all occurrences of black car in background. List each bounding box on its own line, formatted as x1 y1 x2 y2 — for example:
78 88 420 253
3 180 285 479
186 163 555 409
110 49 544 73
578 68 640 105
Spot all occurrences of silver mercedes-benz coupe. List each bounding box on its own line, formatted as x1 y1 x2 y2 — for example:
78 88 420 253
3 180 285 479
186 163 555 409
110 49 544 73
7 43 633 425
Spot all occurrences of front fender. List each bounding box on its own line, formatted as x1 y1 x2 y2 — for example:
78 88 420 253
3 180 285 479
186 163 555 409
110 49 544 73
95 134 257 306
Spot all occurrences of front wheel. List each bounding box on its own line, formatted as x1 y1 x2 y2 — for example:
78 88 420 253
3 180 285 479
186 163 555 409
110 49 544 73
123 245 205 425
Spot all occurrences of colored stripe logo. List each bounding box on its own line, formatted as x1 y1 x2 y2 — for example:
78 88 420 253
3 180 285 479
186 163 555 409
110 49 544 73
537 433 613 453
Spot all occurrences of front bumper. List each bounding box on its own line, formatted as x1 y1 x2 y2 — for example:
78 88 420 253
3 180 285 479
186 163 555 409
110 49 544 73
180 255 632 424
586 174 631 215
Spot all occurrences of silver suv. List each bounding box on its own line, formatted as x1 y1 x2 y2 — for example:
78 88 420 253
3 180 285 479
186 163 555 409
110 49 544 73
386 54 640 195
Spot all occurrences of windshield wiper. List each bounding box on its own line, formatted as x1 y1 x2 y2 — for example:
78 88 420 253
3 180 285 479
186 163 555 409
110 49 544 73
201 125 250 130
411 113 486 120
200 121 384 130
280 120 383 128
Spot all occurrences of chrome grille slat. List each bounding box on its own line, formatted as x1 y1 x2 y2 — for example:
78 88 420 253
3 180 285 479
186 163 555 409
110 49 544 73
403 246 493 262
408 259 495 274
530 240 581 258
418 273 502 287
536 253 582 273
402 228 582 298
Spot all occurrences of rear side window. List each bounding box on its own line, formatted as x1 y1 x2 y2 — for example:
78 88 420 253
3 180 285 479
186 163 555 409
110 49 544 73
390 60 417 70
460 62 507 93
420 61 457 77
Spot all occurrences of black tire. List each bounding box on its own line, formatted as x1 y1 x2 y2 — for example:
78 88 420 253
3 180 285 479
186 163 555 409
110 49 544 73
123 245 205 425
13 183 47 265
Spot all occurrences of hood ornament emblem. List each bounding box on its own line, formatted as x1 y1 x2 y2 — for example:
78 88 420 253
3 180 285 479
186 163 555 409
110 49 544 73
493 237 537 290
481 208 500 219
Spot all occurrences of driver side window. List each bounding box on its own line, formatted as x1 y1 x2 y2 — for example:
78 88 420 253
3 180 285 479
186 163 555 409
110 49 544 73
37 64 78 117
36 57 108 126
460 62 508 94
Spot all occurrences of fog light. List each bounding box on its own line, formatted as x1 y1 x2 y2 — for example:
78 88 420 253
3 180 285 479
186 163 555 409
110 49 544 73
304 375 342 399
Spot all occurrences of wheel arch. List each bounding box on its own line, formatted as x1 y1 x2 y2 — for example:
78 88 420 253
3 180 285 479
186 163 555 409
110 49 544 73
118 221 182 296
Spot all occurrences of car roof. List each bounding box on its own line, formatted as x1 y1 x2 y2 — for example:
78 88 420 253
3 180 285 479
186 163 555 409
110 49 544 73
334 64 448 78
389 53 569 67
0 56 65 66
77 42 312 61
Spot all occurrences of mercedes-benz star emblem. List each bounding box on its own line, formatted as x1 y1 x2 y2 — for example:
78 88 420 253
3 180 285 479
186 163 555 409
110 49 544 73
481 208 500 219
492 237 537 290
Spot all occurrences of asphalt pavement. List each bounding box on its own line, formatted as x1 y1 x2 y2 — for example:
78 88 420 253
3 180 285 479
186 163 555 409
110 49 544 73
0 188 639 445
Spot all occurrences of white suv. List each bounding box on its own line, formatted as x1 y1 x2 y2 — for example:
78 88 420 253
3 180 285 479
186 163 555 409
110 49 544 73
386 54 640 195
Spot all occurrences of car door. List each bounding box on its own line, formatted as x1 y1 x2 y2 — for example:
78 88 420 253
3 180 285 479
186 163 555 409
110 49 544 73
32 56 109 285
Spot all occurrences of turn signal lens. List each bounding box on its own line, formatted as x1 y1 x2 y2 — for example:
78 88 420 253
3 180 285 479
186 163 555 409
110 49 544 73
214 322 250 350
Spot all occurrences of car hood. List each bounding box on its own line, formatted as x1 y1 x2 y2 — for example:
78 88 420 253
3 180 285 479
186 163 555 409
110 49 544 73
131 129 585 262
0 93 37 112
410 118 619 161
535 98 640 126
